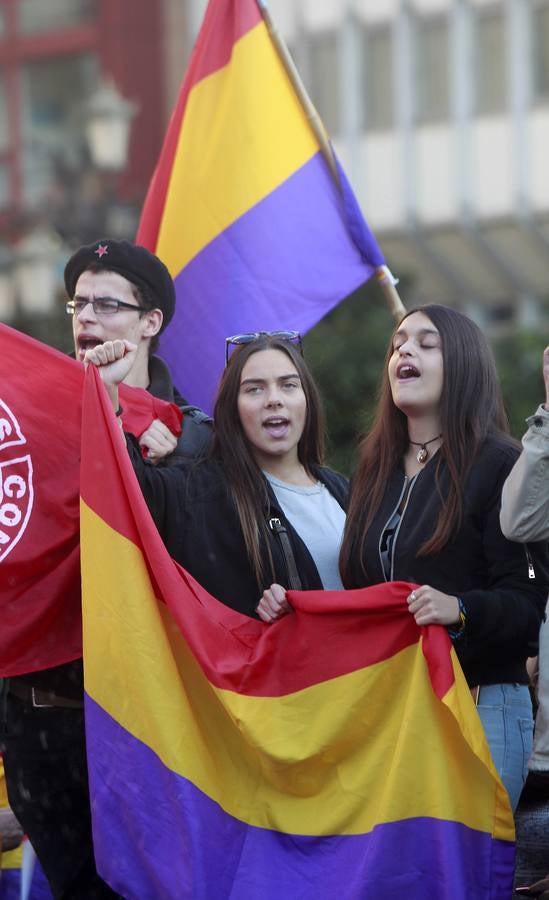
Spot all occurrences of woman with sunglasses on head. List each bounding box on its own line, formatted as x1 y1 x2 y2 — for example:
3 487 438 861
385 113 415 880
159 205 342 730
338 304 549 811
84 331 347 621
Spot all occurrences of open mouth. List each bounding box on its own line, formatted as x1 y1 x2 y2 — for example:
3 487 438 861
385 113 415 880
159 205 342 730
396 363 420 379
76 337 102 360
262 416 290 438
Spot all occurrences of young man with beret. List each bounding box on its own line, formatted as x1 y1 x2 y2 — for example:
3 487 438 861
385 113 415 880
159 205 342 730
1 239 212 898
65 238 212 461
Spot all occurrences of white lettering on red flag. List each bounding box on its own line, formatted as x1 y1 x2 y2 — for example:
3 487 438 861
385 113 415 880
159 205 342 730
0 398 34 562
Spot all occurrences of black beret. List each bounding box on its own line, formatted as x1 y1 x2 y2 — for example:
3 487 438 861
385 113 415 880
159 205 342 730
64 239 176 332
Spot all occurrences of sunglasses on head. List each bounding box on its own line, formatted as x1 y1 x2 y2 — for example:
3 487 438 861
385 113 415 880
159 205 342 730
225 331 303 366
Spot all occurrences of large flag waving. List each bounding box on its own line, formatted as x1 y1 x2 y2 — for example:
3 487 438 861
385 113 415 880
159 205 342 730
81 364 515 899
137 0 388 412
0 323 181 676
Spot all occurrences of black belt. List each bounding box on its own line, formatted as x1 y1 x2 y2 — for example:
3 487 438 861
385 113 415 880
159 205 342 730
8 679 84 709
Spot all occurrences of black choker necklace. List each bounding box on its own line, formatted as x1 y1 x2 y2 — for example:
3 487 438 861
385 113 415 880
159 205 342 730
409 434 442 465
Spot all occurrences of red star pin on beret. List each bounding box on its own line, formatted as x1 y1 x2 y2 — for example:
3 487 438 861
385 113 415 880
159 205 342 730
64 238 175 332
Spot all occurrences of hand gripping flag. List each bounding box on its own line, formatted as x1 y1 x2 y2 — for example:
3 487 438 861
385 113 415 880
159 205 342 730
80 364 515 900
137 0 389 413
0 323 181 675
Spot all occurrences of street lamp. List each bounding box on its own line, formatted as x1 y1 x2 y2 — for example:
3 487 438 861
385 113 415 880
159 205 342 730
13 226 61 316
7 78 139 333
84 79 138 172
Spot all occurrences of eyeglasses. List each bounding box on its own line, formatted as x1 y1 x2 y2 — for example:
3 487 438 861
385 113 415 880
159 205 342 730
225 331 303 365
65 298 147 317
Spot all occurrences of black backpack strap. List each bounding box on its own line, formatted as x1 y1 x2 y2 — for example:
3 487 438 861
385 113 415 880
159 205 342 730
268 517 303 591
163 407 213 462
180 405 213 425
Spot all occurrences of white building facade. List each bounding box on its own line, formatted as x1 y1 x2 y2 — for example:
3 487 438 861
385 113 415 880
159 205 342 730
266 0 549 329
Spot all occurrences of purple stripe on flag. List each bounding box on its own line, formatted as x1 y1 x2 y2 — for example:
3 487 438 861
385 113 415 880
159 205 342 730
0 859 53 900
158 151 383 413
86 697 515 900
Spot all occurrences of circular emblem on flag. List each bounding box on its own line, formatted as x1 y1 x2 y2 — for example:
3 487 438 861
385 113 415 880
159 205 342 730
0 398 34 563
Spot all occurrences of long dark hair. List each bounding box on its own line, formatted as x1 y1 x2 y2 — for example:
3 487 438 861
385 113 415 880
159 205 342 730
212 335 325 586
339 304 513 583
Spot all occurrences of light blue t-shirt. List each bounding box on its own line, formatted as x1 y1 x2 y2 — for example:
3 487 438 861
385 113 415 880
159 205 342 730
264 472 345 590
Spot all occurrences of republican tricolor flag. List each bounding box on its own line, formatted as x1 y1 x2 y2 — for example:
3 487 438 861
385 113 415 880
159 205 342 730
81 364 515 899
137 0 387 413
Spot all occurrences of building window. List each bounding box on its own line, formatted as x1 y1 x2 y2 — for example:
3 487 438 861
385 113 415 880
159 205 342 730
362 26 393 131
0 69 7 210
20 53 98 205
0 165 8 209
0 71 8 153
475 10 506 115
308 30 340 136
415 17 450 123
533 3 549 99
486 303 514 325
17 0 97 34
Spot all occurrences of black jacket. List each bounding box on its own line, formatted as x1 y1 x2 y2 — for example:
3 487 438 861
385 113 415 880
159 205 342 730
343 437 549 687
128 441 348 618
147 355 213 461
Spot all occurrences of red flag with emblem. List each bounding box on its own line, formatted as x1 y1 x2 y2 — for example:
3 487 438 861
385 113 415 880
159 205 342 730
0 323 181 676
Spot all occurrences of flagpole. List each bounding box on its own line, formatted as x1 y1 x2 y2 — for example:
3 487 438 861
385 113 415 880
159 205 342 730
374 265 406 321
256 0 406 321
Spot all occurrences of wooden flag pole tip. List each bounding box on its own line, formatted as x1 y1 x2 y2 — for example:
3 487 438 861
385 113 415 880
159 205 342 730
375 265 406 321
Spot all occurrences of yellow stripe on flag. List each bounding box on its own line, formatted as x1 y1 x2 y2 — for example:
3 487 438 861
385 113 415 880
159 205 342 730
156 21 318 274
81 501 513 840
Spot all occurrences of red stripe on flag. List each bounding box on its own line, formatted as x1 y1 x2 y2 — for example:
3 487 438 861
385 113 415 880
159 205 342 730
137 0 262 251
191 0 262 83
82 366 457 697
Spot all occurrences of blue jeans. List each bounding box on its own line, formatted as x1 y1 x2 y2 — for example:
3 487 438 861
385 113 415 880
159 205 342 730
476 683 534 811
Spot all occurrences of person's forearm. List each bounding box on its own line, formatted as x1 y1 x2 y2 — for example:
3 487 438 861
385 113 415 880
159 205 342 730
106 383 119 412
501 407 549 542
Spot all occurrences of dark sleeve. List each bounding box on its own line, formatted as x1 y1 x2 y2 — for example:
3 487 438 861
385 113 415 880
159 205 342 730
180 412 214 458
161 407 214 464
461 451 549 653
125 434 189 559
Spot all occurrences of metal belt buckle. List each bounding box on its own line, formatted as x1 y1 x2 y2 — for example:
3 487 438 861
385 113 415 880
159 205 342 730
31 688 54 708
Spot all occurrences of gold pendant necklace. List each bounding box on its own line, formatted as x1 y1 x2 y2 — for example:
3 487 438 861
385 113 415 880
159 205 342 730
409 434 442 465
